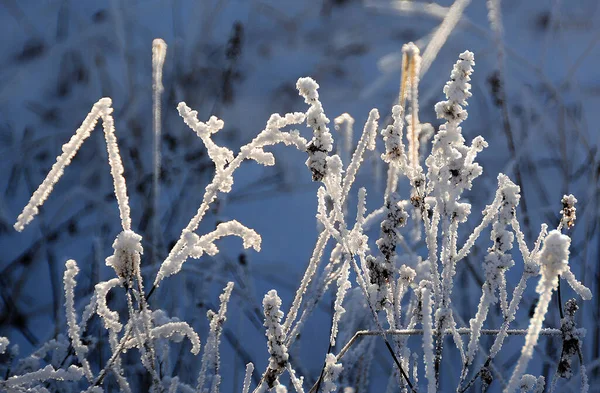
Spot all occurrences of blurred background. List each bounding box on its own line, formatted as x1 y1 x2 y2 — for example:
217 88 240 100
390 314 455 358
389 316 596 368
0 0 599 391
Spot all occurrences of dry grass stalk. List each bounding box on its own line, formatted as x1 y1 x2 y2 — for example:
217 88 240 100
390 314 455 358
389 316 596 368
398 43 422 170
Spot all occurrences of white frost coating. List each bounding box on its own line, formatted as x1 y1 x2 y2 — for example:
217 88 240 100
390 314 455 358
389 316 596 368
197 282 234 393
105 230 143 282
285 249 339 349
420 282 435 393
519 374 537 392
159 104 306 288
381 105 406 166
151 322 201 355
63 260 93 381
282 230 328 335
530 224 548 260
0 337 8 354
14 98 109 231
534 376 545 393
2 365 84 389
194 220 261 254
377 192 408 264
505 230 587 393
370 193 407 312
275 385 288 393
341 109 379 203
323 155 345 210
539 230 570 279
322 353 343 393
419 0 472 77
424 51 484 315
242 363 254 393
411 352 419 389
262 289 289 389
100 107 132 231
246 148 275 166
157 220 260 283
434 51 474 124
152 38 167 260
95 278 123 333
169 376 180 393
456 174 512 262
15 97 133 232
334 113 354 168
152 39 167 93
561 269 592 301
488 222 543 360
330 258 351 346
467 174 519 364
399 265 416 285
297 77 333 182
559 194 577 230
355 188 368 231
316 188 342 244
177 103 233 173
580 364 589 393
252 112 307 151
10 52 596 392
505 284 554 391
403 42 422 169
286 363 305 393
466 290 491 365
489 275 532 359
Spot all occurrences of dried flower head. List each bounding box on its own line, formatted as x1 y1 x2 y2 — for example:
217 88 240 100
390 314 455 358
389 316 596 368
560 194 577 230
105 230 143 283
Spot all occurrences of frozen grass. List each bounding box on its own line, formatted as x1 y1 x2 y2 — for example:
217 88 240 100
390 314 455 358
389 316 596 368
1 32 594 393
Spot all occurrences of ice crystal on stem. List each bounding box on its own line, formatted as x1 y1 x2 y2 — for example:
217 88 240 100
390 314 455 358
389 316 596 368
368 192 408 310
466 175 519 364
330 255 351 346
520 374 537 392
1 365 84 391
14 98 131 232
377 193 408 265
197 282 234 393
9 40 596 393
261 290 289 390
559 194 577 230
420 281 436 393
334 113 354 170
242 363 254 393
155 102 305 287
297 77 333 182
434 51 474 124
505 230 591 393
402 42 422 169
427 51 484 306
63 260 93 381
557 299 581 379
151 318 201 356
381 105 407 166
322 353 343 393
105 230 143 284
0 337 8 355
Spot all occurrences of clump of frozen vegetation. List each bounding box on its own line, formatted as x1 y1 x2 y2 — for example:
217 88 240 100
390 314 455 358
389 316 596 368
3 38 592 393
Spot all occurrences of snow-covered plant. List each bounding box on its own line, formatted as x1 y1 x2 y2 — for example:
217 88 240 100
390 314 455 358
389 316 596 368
549 298 586 393
321 353 343 393
5 38 593 393
259 290 289 391
0 337 9 355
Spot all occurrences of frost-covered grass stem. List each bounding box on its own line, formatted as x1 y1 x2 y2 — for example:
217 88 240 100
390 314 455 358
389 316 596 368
152 38 167 265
